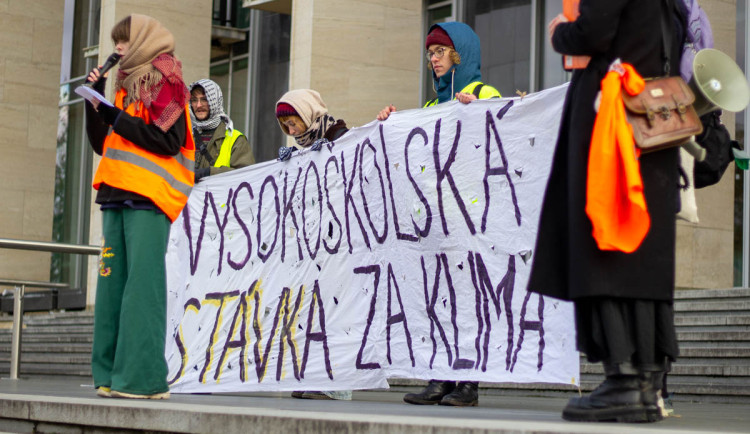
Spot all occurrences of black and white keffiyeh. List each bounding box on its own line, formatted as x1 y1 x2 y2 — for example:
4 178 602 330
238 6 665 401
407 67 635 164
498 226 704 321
189 79 233 134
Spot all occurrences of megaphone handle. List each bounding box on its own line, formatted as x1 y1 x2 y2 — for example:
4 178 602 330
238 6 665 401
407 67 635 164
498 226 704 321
682 137 707 162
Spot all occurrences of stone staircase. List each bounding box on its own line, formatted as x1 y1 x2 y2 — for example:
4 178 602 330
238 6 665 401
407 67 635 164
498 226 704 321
1 289 749 403
0 310 93 377
661 288 750 402
576 288 750 404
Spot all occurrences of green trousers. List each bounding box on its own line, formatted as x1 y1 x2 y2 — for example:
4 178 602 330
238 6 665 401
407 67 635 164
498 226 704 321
92 208 170 395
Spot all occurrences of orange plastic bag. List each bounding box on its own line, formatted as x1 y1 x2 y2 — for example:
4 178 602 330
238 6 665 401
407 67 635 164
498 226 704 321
586 62 649 253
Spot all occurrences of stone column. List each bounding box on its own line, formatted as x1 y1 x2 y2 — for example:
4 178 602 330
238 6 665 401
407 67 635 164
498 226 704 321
288 0 423 130
675 0 738 289
86 0 212 306
0 0 64 282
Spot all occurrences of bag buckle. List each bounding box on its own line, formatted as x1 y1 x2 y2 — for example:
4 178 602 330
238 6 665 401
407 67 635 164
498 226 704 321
645 106 656 127
673 95 687 121
658 105 671 121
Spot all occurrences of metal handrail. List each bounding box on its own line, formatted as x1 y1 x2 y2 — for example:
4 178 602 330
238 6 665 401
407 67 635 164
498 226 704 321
1 280 71 380
0 238 100 380
0 279 71 289
0 238 100 255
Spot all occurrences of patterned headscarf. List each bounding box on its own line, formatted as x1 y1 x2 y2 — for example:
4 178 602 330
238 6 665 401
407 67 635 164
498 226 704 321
275 89 336 148
189 79 233 134
113 14 187 132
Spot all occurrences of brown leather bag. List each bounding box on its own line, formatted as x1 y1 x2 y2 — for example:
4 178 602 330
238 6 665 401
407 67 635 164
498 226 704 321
622 76 703 152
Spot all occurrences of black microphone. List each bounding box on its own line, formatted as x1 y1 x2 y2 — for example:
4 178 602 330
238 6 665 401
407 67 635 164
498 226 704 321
85 52 122 88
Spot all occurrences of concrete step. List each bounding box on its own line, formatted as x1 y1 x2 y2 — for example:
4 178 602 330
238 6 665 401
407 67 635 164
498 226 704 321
673 288 750 314
676 330 750 342
579 373 750 396
24 316 94 327
581 362 750 376
13 342 91 353
676 324 750 333
3 378 748 434
2 325 93 334
0 362 91 376
661 376 750 393
0 334 92 344
678 346 750 358
675 300 750 313
0 353 90 364
0 310 92 322
674 312 750 326
674 288 750 299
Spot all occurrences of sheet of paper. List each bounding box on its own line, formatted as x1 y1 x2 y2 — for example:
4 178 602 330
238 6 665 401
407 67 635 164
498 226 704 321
74 85 114 108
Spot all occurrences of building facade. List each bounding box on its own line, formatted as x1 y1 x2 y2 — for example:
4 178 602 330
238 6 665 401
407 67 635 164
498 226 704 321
0 0 746 308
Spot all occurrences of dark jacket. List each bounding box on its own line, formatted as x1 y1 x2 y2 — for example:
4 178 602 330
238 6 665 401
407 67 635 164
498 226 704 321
85 77 187 206
325 119 348 142
527 0 684 302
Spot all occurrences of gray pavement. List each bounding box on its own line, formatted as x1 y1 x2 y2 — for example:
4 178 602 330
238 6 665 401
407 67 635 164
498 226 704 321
1 377 749 433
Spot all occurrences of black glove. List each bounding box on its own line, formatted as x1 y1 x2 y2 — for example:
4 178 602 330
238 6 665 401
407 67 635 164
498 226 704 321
92 76 107 94
194 167 211 182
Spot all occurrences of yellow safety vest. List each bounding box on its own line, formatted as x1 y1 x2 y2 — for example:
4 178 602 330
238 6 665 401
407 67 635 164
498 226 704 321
213 129 244 168
423 81 502 107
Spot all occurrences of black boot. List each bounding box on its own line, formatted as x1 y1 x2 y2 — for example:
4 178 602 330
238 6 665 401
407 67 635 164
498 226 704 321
562 375 662 423
403 380 455 405
439 381 478 407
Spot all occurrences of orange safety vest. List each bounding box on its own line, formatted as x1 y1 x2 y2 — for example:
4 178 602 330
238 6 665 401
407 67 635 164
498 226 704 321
586 62 649 253
93 89 195 222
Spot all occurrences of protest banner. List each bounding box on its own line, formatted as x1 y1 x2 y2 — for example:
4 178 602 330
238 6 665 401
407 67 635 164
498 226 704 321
165 83 578 393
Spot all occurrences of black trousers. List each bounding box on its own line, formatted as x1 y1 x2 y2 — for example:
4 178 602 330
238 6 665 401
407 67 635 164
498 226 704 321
574 297 679 375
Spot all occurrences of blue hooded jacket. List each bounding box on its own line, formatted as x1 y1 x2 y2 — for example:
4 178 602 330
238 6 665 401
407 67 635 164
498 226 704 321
429 22 483 104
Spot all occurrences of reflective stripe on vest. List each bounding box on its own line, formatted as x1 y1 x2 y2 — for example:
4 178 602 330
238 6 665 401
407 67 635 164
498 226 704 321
104 147 193 198
93 88 195 222
213 129 244 168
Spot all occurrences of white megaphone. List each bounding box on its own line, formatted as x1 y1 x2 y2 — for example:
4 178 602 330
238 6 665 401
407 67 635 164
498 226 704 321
682 49 750 162
690 48 750 115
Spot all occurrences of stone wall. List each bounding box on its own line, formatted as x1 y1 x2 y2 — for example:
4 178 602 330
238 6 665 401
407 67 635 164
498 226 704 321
675 0 738 289
0 0 64 282
289 0 423 130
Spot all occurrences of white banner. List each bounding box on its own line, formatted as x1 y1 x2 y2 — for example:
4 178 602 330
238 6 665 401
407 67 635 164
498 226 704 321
165 83 578 394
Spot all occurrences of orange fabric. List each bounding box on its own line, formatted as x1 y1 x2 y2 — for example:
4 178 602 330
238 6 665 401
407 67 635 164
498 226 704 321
586 63 649 253
93 88 195 222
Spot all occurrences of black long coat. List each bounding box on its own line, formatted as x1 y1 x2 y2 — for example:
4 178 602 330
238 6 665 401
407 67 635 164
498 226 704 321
527 0 683 302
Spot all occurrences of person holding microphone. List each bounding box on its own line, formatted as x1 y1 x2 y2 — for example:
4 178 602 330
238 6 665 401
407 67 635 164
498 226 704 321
84 14 194 400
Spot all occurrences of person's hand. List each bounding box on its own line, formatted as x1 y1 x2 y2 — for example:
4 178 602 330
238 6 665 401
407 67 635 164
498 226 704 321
310 138 329 151
86 66 105 110
278 146 294 162
377 104 396 121
87 66 102 84
455 92 477 104
548 13 568 43
194 167 210 183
